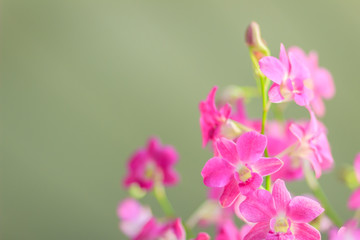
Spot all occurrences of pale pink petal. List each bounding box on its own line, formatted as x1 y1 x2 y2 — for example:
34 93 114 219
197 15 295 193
272 179 291 212
216 138 240 165
268 83 285 103
240 189 276 222
313 68 335 99
348 188 360 209
220 103 232 119
294 92 308 106
291 222 321 240
201 157 235 188
236 131 267 162
354 154 360 183
279 43 290 72
250 157 283 176
259 56 287 84
311 96 325 117
289 123 304 141
243 222 270 240
220 175 241 207
289 52 310 81
287 196 324 223
238 172 263 195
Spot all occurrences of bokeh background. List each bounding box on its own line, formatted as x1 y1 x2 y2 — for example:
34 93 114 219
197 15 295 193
2 0 360 239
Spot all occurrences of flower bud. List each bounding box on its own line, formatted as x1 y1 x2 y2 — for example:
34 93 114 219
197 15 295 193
245 22 266 49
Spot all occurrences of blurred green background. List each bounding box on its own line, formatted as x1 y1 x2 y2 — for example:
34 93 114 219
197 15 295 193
2 0 360 239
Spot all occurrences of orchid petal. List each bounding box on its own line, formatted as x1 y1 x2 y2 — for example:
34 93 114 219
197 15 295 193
220 175 241 207
279 43 290 72
355 154 360 183
240 189 276 222
272 179 291 212
291 222 321 240
243 222 270 240
251 157 283 176
236 131 267 162
287 196 324 223
348 188 360 209
259 56 287 84
289 52 310 81
216 138 240 165
201 157 235 188
238 172 263 195
268 83 284 103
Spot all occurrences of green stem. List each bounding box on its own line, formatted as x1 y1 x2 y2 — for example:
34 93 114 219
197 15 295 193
259 74 272 191
303 161 343 227
153 182 175 218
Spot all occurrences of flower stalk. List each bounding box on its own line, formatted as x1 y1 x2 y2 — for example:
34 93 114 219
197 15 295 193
303 160 343 227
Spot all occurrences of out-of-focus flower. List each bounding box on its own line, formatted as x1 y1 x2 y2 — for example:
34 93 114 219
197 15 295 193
215 220 242 240
266 121 303 182
289 110 333 178
200 86 240 147
118 199 186 240
201 131 283 207
123 137 179 191
160 218 186 240
288 47 335 117
192 232 211 240
259 44 313 106
240 179 324 240
117 198 160 239
348 154 360 209
329 220 360 240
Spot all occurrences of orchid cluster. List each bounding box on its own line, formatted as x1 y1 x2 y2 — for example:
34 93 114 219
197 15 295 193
118 22 359 239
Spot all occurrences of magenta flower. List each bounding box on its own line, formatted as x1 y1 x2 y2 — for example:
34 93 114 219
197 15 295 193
161 218 186 240
240 179 324 240
123 137 179 191
288 47 335 116
199 86 232 147
289 110 334 178
117 198 161 240
201 131 283 207
215 219 242 240
266 121 304 181
348 154 360 209
192 232 211 240
329 220 360 240
259 44 313 106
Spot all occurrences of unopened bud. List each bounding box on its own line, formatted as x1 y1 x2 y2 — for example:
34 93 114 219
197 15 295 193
245 22 269 58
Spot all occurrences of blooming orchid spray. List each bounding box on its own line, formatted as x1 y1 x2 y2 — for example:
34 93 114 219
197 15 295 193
117 22 359 240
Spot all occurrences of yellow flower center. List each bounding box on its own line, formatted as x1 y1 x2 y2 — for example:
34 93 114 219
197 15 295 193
274 217 289 233
145 162 156 179
238 165 252 182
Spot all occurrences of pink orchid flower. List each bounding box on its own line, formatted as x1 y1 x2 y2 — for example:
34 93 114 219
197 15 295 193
117 198 160 240
192 233 211 240
160 218 186 240
289 110 334 178
215 219 243 240
329 220 360 240
259 43 313 106
266 121 303 182
348 154 360 209
201 131 283 207
199 86 232 147
240 179 324 240
288 47 335 117
118 199 186 240
123 137 179 191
